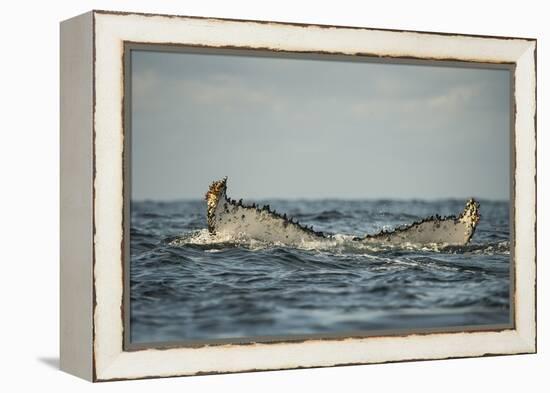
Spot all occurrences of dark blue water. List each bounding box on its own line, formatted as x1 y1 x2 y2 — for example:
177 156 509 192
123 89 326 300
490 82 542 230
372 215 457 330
130 199 510 344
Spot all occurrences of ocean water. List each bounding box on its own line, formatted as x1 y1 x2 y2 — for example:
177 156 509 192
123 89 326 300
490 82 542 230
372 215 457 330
130 199 511 344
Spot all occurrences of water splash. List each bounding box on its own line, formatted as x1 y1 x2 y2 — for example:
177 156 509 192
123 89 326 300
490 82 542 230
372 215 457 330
168 229 509 256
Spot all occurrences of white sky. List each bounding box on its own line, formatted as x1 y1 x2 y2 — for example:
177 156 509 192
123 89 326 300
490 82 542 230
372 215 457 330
131 49 511 201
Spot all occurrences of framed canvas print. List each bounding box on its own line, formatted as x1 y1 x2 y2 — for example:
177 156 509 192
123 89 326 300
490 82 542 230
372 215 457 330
60 10 537 382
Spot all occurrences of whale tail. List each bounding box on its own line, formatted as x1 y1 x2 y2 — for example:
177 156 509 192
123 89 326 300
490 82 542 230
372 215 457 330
204 177 480 247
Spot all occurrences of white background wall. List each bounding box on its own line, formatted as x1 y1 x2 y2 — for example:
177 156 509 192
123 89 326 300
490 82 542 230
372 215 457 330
0 0 546 391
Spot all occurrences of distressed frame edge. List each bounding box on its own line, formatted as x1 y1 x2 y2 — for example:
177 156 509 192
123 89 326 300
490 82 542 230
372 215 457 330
512 40 537 353
90 11 537 381
92 8 538 42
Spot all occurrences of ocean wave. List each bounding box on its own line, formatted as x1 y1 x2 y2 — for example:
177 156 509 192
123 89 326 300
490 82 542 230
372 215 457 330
131 199 510 343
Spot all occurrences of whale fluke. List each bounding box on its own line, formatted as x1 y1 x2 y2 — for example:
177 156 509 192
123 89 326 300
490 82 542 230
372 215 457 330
205 178 480 247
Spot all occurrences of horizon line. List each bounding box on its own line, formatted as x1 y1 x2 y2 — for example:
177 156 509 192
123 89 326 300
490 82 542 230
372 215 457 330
131 196 510 203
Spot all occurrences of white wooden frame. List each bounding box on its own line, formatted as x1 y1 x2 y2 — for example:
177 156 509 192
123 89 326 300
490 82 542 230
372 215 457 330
60 10 536 382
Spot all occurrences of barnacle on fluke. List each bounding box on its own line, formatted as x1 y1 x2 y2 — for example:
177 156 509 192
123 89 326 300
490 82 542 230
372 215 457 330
205 177 227 233
205 177 480 246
